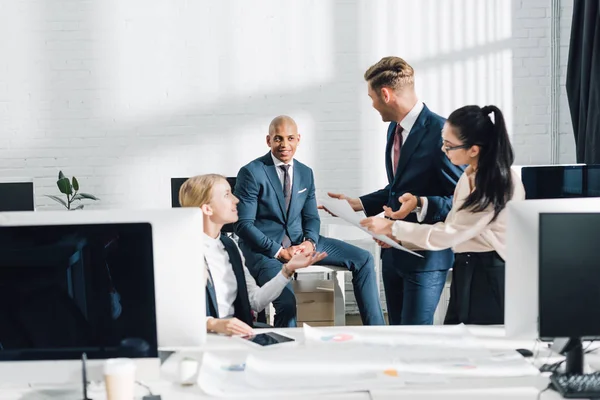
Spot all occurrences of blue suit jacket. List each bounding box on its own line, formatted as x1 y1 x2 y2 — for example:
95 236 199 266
234 152 320 268
360 104 464 272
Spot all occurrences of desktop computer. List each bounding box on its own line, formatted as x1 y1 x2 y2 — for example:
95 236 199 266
505 198 600 339
0 181 35 211
521 164 600 199
539 212 600 397
171 176 237 234
0 208 206 386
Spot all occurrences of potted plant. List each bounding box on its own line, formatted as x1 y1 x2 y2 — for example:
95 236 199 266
46 171 100 210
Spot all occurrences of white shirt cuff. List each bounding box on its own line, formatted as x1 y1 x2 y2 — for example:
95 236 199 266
416 197 428 223
358 198 367 216
274 246 283 259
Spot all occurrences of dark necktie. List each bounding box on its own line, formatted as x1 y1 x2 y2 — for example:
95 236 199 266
393 124 403 176
279 165 292 248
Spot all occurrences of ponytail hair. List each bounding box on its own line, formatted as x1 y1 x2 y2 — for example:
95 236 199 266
447 105 514 221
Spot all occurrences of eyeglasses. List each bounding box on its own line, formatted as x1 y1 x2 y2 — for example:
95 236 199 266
443 143 470 152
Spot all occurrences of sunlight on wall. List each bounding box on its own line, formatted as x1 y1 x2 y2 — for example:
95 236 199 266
0 2 44 150
358 0 513 194
112 112 316 209
96 0 334 123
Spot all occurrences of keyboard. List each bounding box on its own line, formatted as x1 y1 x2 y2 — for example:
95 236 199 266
550 371 600 398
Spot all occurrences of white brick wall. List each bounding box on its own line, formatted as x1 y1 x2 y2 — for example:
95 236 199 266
512 0 575 164
0 0 576 313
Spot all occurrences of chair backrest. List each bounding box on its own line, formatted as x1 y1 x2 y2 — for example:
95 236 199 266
170 177 237 233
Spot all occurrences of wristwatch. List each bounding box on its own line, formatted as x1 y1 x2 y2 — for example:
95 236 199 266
303 237 317 251
412 196 422 215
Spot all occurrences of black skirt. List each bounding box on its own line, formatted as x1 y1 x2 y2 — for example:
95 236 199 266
444 251 505 325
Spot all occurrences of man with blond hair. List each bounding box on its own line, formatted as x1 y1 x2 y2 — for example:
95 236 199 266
234 115 385 328
326 57 463 325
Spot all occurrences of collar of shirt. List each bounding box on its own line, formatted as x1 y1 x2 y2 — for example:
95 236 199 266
202 232 223 250
270 152 294 169
398 101 424 135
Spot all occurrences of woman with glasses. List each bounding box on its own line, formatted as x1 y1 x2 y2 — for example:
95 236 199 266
360 105 525 325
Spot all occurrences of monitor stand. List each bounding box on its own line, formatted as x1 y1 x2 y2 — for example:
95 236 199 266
563 337 584 375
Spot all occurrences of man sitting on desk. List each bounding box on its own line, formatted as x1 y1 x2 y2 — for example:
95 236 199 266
234 116 385 328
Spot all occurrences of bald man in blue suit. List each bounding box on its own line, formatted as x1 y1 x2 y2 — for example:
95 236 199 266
234 116 385 328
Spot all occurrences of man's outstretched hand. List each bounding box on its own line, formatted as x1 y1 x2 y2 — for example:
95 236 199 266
318 192 364 216
383 193 418 220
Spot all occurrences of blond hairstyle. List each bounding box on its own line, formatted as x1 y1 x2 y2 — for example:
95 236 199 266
178 174 227 208
364 56 415 92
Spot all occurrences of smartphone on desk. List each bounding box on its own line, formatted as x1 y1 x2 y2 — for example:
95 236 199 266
239 332 296 347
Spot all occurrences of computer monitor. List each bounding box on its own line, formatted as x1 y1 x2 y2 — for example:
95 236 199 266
538 212 600 374
505 198 600 339
521 164 600 199
0 208 205 385
0 180 35 211
171 176 237 233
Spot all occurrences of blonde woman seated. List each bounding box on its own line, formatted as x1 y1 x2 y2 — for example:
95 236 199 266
179 174 327 336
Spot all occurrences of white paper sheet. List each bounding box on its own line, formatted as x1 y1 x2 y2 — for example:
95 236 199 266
319 198 423 258
197 352 406 397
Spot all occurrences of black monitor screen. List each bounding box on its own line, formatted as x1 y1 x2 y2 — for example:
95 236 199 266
0 223 158 361
521 165 600 199
171 177 237 233
0 182 35 211
539 213 600 339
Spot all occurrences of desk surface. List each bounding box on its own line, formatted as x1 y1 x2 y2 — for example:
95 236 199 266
6 325 600 400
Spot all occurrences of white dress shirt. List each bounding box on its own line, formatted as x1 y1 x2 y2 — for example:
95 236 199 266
271 152 294 190
203 233 290 320
390 101 424 163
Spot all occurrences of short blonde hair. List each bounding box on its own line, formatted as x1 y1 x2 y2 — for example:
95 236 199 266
178 174 227 208
364 56 415 92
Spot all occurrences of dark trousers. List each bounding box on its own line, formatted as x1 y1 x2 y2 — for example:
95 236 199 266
382 264 448 325
253 235 385 327
444 251 505 325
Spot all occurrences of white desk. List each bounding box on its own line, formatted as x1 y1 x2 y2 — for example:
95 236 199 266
6 326 600 399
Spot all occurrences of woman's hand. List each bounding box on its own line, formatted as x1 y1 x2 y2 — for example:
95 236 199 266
207 317 254 336
360 216 394 236
285 251 328 273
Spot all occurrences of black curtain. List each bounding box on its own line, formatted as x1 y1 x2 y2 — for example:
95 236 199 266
566 0 600 164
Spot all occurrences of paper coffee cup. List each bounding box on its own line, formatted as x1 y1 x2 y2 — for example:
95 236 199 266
179 357 199 385
104 358 136 400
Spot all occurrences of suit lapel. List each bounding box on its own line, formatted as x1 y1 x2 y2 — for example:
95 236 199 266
261 153 287 219
393 106 431 184
287 164 302 220
385 123 396 184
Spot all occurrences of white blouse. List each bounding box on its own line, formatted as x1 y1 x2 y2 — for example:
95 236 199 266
391 167 525 260
203 233 290 318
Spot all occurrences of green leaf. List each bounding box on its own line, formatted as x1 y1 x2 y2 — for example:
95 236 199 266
75 192 99 201
72 176 79 191
58 170 66 180
45 194 68 208
71 204 84 210
57 177 72 195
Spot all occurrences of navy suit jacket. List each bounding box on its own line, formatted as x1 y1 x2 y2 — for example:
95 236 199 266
234 152 320 269
360 104 464 272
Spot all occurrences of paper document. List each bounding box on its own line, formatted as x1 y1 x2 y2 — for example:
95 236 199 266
320 198 423 258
